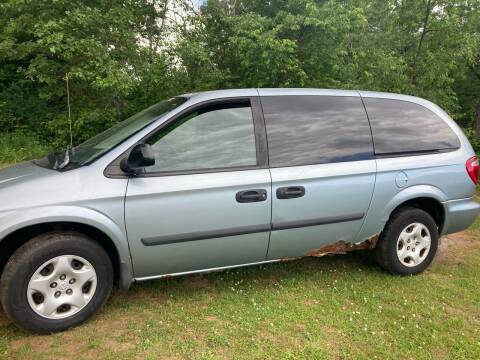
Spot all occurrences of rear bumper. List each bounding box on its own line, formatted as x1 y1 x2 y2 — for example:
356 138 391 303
441 197 480 235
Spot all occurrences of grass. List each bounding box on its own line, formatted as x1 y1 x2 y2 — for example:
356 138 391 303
0 150 478 359
0 132 50 167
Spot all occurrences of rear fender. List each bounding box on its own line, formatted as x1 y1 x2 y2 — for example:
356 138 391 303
380 185 447 228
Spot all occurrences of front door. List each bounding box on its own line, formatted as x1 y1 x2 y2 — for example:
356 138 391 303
258 92 377 259
125 97 272 278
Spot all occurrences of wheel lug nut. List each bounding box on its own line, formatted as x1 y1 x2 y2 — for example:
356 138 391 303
407 246 410 250
407 239 410 243
69 278 75 284
54 291 61 298
60 274 66 280
66 289 73 295
50 282 57 288
412 248 416 251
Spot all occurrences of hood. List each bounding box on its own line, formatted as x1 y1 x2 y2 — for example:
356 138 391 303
0 161 79 214
0 161 55 188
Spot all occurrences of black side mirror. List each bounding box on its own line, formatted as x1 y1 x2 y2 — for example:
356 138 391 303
120 143 155 175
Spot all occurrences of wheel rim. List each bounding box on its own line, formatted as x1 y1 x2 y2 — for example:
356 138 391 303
396 222 431 268
27 255 97 319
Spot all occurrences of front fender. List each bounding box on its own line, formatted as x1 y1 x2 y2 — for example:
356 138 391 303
0 205 134 289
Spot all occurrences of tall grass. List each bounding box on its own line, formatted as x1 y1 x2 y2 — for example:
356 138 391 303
0 132 50 167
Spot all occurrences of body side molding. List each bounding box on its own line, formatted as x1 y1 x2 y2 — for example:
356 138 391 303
141 223 271 246
141 213 365 246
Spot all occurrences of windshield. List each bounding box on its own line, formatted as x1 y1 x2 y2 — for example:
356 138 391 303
36 97 187 169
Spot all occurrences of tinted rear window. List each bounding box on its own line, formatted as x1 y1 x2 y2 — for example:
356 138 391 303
363 98 460 155
262 96 374 167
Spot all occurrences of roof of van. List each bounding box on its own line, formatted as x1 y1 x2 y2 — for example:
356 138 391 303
180 88 430 106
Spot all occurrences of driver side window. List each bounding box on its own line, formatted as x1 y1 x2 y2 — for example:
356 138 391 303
145 101 258 173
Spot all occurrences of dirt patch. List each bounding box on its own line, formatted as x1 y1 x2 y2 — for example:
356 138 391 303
303 299 317 306
434 231 479 265
91 316 138 348
184 275 215 291
62 316 138 355
118 286 167 303
10 335 54 355
433 348 450 360
6 312 144 359
205 315 220 322
104 336 136 352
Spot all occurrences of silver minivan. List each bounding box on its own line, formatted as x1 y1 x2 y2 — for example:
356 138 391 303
0 89 478 333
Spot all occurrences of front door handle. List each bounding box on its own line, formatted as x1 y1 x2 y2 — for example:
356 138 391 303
236 189 268 203
276 186 305 199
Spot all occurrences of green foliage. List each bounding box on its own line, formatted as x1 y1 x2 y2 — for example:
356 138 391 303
0 0 180 146
0 132 50 166
463 128 480 153
0 0 479 153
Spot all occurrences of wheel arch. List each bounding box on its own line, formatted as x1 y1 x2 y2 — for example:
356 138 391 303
383 185 447 233
0 207 134 290
389 197 445 232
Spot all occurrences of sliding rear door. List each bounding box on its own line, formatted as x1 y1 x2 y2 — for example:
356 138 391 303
260 92 377 259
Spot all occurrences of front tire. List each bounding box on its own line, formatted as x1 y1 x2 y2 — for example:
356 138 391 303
376 207 439 275
0 232 113 333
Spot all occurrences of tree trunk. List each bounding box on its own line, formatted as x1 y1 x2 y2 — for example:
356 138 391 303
411 0 433 86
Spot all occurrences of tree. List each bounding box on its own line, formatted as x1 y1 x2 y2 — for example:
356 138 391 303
450 0 480 135
0 0 176 145
0 0 479 151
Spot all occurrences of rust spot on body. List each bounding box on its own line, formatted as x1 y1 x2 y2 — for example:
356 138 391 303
307 234 379 257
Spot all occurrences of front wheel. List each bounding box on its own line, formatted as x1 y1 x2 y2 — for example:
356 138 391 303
375 207 439 275
0 232 113 333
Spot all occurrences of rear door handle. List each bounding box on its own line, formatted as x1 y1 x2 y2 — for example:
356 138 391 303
276 186 305 199
236 189 268 203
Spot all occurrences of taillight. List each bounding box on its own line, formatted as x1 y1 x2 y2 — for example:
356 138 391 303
466 156 479 184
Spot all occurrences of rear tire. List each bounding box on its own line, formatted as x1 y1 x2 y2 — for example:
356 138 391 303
0 232 113 333
376 207 439 275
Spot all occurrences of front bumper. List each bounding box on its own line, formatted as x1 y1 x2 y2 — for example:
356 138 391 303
441 197 480 235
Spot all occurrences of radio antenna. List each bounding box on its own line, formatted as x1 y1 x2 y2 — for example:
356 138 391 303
66 73 73 149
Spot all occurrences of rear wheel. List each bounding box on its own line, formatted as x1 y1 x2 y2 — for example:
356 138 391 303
376 207 439 275
0 232 113 333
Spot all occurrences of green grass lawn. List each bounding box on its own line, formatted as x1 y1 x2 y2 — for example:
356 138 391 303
0 157 478 359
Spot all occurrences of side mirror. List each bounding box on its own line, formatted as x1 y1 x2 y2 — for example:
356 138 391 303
120 143 155 175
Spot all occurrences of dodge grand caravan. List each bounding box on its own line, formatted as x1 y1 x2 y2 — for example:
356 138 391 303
0 89 478 333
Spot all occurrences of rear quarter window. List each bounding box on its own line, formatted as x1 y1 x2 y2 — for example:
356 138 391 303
261 96 374 167
363 98 460 155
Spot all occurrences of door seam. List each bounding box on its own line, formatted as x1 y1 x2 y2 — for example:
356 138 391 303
257 89 274 261
352 160 378 243
123 177 136 277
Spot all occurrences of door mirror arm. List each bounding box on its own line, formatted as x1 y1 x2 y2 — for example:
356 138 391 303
120 143 155 175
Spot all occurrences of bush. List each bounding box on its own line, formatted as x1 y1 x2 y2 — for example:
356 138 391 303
463 127 480 154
